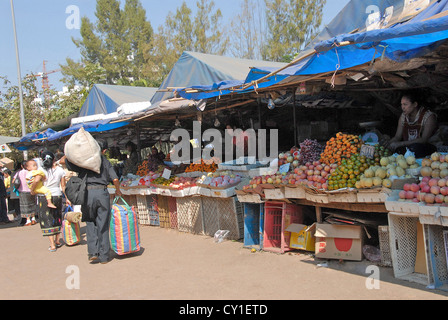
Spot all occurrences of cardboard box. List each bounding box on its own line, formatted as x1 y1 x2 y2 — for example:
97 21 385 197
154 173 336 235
314 224 364 261
286 223 316 252
0 158 14 171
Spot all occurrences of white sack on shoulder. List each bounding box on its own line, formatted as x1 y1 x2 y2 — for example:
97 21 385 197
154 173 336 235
64 127 102 174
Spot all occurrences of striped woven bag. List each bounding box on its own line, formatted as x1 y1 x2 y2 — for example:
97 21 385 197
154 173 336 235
110 197 141 256
62 206 81 246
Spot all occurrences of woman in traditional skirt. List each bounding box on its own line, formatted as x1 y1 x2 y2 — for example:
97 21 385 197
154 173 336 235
17 161 37 226
31 151 67 252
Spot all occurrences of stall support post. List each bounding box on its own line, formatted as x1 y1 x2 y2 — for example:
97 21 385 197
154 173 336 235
135 123 142 163
315 206 323 223
293 90 297 146
257 98 263 129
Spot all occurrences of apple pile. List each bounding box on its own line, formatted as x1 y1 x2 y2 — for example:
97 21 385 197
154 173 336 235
398 176 448 205
278 147 300 167
292 160 333 190
420 152 448 179
170 176 198 190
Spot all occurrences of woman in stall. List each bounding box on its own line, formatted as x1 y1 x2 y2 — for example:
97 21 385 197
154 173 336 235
384 92 439 158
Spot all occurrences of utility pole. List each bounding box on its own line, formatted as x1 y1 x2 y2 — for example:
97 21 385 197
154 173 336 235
10 0 28 160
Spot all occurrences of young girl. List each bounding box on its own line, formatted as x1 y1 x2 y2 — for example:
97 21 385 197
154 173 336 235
25 160 56 209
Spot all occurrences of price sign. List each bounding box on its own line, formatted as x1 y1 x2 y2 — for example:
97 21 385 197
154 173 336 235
162 168 172 180
360 144 375 159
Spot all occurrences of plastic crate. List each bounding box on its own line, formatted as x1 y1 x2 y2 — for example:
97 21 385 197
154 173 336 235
202 196 244 240
243 203 265 250
157 195 172 228
202 197 220 237
146 194 160 226
168 196 178 230
263 201 303 254
136 195 151 226
388 213 430 286
378 225 392 267
176 197 204 235
424 225 448 291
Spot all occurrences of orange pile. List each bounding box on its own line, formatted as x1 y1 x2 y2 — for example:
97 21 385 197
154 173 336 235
136 160 149 176
185 159 218 173
320 132 363 166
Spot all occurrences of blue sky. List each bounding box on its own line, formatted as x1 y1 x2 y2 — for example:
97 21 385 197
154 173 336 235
0 0 350 91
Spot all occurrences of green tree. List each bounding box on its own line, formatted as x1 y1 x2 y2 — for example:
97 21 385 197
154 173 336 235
263 0 326 62
146 0 228 82
62 0 154 87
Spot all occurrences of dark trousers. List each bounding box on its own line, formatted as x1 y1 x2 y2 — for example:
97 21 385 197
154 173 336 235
0 197 8 222
83 188 111 262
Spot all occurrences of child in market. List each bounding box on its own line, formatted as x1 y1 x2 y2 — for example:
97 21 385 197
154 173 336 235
25 160 56 209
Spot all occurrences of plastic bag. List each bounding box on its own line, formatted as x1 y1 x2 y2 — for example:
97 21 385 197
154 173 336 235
214 230 230 243
363 245 382 263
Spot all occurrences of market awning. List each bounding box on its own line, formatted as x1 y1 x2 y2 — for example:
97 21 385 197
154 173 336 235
47 119 131 142
177 0 448 100
0 136 20 145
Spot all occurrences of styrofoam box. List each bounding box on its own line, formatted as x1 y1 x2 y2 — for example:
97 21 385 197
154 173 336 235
385 190 420 214
264 188 286 200
237 193 264 204
157 188 172 196
199 187 212 197
210 187 236 198
284 187 306 199
419 204 443 226
357 189 390 203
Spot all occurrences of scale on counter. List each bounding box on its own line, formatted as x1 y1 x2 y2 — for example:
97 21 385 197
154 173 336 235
359 121 382 145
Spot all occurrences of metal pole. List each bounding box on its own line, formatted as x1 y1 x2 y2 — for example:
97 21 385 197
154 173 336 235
10 0 27 160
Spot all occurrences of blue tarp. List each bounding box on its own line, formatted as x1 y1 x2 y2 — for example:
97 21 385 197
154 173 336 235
47 120 130 141
178 0 448 100
153 51 286 103
79 84 158 117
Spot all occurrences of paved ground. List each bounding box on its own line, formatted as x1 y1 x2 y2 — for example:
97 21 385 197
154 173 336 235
1 213 448 301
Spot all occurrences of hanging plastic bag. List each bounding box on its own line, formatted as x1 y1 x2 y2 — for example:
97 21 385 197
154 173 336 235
214 230 230 243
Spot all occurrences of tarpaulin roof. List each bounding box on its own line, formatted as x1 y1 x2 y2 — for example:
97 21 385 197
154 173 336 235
0 136 20 145
178 0 448 100
152 51 286 103
47 119 130 141
245 0 448 85
78 84 158 117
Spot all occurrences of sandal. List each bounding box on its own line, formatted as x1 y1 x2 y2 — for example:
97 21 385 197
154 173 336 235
48 246 57 252
56 242 63 248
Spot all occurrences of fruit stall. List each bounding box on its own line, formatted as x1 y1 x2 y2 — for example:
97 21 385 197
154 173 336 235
106 129 448 291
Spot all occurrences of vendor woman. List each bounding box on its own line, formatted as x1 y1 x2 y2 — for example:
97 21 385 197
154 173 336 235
384 92 438 158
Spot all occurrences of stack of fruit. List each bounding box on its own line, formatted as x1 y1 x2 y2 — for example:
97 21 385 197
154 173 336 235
169 176 198 190
327 154 370 190
320 132 363 166
298 139 323 166
356 154 418 189
420 152 448 179
399 176 448 205
151 176 176 187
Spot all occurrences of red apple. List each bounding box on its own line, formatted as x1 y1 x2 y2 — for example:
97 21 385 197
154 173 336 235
436 195 445 204
403 184 411 192
441 187 448 196
410 183 420 193
421 184 431 193
431 186 441 195
425 193 436 204
418 192 427 202
406 191 415 200
439 179 447 187
429 178 440 187
399 191 407 199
